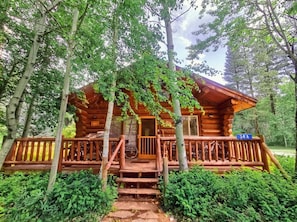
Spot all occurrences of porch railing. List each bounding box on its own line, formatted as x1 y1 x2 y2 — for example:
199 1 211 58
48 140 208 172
158 136 269 172
4 136 122 171
4 135 271 173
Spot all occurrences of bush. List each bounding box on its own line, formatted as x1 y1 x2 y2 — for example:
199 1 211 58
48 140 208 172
161 167 297 221
0 171 117 222
272 155 295 178
161 167 219 221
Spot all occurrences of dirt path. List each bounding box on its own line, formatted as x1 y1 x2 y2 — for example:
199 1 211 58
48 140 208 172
101 197 175 222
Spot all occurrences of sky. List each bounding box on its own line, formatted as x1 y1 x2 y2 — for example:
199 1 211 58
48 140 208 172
167 1 227 84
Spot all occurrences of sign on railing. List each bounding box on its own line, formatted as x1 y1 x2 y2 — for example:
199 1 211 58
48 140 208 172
236 134 253 140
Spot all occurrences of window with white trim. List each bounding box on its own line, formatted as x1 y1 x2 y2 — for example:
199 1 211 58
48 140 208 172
182 116 199 136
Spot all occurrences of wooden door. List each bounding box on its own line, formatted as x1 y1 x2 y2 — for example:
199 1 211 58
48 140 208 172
138 117 157 159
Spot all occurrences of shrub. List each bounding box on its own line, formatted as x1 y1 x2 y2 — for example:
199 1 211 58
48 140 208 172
272 155 295 178
0 171 117 222
161 167 219 221
161 167 297 221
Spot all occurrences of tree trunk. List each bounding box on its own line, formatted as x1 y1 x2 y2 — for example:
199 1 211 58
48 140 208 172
283 135 287 148
294 61 297 178
0 1 47 170
47 8 79 192
99 14 119 188
22 95 35 137
163 9 188 171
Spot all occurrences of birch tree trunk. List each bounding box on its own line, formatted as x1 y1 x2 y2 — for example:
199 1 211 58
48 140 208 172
163 8 188 171
22 96 35 137
47 8 79 192
0 1 47 169
99 15 119 189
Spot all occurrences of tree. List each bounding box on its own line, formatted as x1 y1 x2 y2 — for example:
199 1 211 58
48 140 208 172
224 47 244 91
0 0 63 170
189 0 297 174
47 8 79 192
160 1 189 171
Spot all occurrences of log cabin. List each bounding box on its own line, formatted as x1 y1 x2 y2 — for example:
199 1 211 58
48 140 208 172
4 73 277 197
68 74 257 159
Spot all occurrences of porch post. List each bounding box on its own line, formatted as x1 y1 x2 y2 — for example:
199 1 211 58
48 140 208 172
156 135 162 172
57 136 64 172
258 135 269 172
120 135 125 169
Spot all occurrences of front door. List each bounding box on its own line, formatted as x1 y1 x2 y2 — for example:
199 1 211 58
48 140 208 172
138 117 157 159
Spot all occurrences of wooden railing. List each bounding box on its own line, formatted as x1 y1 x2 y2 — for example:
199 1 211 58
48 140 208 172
106 135 125 170
61 137 119 164
158 136 269 171
138 136 156 157
4 137 55 165
4 135 271 173
4 137 121 171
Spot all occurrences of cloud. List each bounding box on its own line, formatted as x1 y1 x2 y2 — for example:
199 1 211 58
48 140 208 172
175 36 191 47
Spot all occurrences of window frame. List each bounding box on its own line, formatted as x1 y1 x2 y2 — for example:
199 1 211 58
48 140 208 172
182 115 199 136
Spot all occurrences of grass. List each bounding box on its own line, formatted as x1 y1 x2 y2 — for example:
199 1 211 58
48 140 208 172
269 145 295 156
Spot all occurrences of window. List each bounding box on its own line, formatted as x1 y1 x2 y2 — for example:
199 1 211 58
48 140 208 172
182 116 199 136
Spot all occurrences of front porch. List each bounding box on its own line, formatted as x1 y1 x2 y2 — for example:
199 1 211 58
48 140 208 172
3 135 278 196
3 135 271 173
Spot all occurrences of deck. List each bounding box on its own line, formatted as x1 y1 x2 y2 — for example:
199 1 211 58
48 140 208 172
3 135 277 196
3 135 271 174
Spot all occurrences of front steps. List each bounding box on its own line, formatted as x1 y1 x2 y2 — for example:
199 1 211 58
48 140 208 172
117 168 161 197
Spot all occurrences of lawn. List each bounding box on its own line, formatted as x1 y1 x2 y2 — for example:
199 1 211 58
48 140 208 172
269 145 295 156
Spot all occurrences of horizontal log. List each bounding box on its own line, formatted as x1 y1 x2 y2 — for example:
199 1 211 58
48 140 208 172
15 137 55 141
160 136 261 141
167 161 264 167
2 164 52 171
4 161 52 165
201 123 221 129
202 129 221 133
62 160 102 165
200 119 220 124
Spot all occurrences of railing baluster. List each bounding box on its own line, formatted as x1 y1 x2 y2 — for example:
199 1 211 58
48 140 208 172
215 141 218 161
188 141 192 161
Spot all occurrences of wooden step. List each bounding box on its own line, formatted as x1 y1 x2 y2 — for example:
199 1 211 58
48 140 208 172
117 178 159 183
119 169 159 173
118 188 161 195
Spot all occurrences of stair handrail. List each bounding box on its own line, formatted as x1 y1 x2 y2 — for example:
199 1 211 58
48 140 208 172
259 135 290 180
106 135 125 170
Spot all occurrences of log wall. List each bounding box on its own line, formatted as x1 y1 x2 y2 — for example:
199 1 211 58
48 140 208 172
74 100 234 138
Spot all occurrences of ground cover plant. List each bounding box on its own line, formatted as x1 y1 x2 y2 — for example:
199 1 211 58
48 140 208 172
272 155 295 178
161 165 297 221
0 170 117 222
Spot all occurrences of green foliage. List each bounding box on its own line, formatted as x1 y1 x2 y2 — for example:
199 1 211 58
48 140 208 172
0 171 117 222
272 155 296 178
161 167 218 221
62 122 76 138
161 167 297 221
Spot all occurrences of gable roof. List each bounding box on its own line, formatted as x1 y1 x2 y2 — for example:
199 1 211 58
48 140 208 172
191 75 257 112
68 73 257 113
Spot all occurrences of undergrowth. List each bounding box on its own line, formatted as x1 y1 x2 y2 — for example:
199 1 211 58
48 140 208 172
0 170 117 222
160 166 297 222
272 155 295 178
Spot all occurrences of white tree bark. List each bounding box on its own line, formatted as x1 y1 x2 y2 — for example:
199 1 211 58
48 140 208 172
0 1 47 169
163 7 188 171
47 8 79 192
99 14 119 188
